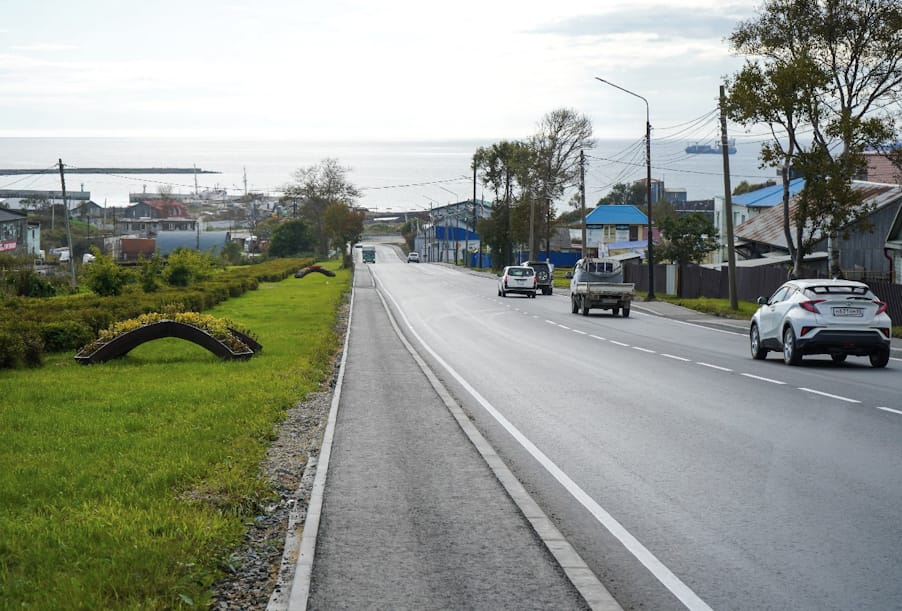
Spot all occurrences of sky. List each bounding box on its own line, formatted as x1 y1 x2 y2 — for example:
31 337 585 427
0 0 760 141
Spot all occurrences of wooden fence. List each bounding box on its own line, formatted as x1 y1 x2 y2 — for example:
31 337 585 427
625 263 902 324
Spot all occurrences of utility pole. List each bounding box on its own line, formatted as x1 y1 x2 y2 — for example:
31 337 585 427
243 167 248 197
580 150 587 259
720 85 738 310
58 159 76 288
472 164 478 268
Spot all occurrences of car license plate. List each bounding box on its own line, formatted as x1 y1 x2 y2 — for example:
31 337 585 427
832 307 863 317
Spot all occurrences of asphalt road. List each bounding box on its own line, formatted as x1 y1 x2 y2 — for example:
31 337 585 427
362 245 902 611
303 264 593 610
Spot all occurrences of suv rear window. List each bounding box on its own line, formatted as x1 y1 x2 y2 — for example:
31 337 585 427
508 267 534 277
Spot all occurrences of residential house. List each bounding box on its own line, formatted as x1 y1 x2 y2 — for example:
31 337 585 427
883 203 902 284
734 181 902 279
862 150 901 184
584 205 650 258
712 178 805 263
72 200 105 226
117 199 197 236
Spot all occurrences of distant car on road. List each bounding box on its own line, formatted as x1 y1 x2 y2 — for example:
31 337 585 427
497 265 537 298
749 279 892 367
407 252 420 263
523 260 553 295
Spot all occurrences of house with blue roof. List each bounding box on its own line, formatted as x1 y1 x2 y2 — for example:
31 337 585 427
584 205 650 257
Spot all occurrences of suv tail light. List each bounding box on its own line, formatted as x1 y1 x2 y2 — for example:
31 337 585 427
875 300 888 315
800 299 825 313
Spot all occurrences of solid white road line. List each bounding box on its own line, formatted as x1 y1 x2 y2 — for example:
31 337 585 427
383 290 714 611
877 406 902 416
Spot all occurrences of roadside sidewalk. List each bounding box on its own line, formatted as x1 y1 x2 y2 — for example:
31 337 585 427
285 276 615 610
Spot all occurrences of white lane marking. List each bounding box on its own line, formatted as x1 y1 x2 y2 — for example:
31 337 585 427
545 319 557 325
383 290 713 611
697 362 733 372
573 329 587 335
741 373 786 385
589 335 606 341
558 324 571 330
633 347 655 354
877 406 902 415
798 388 861 404
610 340 630 347
662 354 691 362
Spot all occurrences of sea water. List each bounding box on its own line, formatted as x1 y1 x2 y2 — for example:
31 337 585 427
0 137 775 212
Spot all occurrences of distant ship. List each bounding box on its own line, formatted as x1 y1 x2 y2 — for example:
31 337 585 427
686 139 736 154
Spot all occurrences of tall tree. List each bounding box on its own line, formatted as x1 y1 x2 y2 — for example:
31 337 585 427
472 141 531 268
284 159 361 258
656 213 720 265
267 219 314 258
323 202 365 268
529 109 594 259
726 0 902 277
600 182 645 206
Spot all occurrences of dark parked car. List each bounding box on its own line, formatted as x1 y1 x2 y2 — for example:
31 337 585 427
523 261 553 295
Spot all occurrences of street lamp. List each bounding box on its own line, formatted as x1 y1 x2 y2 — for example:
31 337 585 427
595 76 656 300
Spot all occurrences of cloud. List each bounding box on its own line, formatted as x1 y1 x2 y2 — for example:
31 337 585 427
10 43 79 52
531 5 754 41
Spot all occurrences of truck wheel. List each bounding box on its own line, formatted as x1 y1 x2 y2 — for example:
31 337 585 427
622 306 630 318
581 298 589 316
612 307 620 316
571 296 578 314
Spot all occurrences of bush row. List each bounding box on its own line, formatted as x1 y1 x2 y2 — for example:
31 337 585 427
0 258 312 369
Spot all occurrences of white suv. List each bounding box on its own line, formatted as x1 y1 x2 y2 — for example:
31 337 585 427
749 279 892 367
407 252 420 263
497 266 537 298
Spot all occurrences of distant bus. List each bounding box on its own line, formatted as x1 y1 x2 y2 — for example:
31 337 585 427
361 246 376 264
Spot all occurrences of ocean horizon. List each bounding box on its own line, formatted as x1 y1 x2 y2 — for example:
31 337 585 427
0 137 776 212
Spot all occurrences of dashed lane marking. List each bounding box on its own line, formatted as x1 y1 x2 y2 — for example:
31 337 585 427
662 354 691 362
741 373 786 385
697 362 733 372
798 388 861 404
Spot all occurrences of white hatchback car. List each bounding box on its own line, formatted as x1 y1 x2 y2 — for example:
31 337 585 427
749 279 892 367
407 252 420 263
497 265 537 298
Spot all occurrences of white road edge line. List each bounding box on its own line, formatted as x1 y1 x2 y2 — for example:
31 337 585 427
379 287 621 611
877 406 902 415
383 290 713 611
798 387 861 404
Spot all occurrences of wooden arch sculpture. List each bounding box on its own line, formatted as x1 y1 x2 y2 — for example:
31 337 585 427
75 320 261 365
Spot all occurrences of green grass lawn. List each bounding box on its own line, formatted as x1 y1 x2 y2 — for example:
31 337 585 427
0 262 350 609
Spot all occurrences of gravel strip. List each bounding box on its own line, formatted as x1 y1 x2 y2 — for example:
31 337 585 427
210 302 348 610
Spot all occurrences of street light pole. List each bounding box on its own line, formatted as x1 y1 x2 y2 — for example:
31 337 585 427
595 77 656 300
